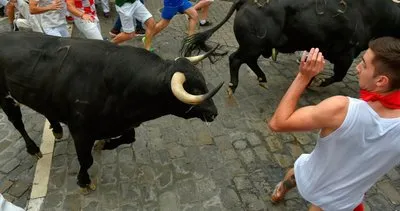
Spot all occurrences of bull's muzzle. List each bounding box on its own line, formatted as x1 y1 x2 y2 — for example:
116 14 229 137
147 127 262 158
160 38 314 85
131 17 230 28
171 72 224 105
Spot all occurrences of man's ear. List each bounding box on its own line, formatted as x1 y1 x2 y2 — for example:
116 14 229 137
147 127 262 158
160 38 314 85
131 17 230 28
376 75 390 88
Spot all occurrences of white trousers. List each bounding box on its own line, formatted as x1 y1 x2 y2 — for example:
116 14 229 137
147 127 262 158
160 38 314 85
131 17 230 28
74 18 103 40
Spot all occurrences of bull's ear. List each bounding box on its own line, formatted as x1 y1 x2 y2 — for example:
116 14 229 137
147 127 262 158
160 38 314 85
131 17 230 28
170 72 224 105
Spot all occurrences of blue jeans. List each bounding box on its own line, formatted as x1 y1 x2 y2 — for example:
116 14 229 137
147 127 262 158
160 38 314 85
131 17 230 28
113 0 144 32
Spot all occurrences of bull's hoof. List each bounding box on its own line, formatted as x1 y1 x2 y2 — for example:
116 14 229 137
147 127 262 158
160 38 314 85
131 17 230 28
33 151 43 160
52 131 63 139
309 77 325 87
50 124 63 139
258 81 268 89
227 87 233 97
79 183 96 195
227 83 236 97
309 77 336 88
271 48 278 62
93 140 106 151
28 145 42 159
319 78 335 87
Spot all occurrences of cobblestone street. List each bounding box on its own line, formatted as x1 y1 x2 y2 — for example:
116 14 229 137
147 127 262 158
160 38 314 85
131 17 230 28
1 1 400 210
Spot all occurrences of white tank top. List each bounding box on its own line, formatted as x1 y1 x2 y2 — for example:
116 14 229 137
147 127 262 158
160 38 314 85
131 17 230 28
294 97 400 211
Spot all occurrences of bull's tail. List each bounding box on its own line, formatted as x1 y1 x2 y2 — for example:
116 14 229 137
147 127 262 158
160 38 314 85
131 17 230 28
180 0 246 57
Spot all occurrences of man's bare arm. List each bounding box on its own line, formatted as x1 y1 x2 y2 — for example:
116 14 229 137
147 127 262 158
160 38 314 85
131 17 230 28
66 0 93 21
268 48 349 134
268 95 349 132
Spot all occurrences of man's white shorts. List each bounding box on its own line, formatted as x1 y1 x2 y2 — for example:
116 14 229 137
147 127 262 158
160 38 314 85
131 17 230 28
116 0 152 33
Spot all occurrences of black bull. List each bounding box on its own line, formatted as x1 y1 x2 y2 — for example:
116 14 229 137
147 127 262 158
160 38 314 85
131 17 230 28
181 0 400 94
0 32 223 192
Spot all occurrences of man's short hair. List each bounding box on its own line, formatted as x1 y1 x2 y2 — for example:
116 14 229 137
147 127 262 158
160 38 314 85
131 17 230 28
368 37 400 90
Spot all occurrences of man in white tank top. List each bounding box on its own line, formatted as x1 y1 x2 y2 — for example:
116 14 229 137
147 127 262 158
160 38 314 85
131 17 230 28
267 37 400 211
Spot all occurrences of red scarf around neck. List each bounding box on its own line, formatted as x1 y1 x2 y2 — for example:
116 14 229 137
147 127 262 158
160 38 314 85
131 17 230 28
359 89 400 109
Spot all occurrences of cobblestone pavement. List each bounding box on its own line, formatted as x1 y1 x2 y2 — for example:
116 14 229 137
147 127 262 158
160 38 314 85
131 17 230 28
1 1 400 210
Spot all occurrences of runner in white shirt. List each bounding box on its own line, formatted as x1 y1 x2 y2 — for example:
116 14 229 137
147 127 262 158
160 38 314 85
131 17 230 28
29 0 69 37
268 37 400 211
7 0 43 32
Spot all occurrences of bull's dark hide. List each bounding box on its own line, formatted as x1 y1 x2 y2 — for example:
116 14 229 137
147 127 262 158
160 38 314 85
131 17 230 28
0 32 222 192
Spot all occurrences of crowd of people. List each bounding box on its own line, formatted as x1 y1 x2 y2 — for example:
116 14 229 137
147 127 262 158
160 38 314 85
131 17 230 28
0 0 214 50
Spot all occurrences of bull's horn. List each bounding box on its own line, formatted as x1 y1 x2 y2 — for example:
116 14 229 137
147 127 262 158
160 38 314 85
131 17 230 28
184 45 219 64
171 72 224 105
271 48 278 62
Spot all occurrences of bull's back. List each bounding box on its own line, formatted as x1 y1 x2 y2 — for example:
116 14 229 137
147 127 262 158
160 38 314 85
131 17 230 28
0 32 114 120
0 32 166 129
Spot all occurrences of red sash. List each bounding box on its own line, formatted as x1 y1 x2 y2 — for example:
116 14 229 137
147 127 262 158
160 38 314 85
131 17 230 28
359 89 400 109
353 203 364 211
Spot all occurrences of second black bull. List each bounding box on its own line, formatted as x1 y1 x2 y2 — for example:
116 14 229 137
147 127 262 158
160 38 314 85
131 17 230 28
181 0 400 95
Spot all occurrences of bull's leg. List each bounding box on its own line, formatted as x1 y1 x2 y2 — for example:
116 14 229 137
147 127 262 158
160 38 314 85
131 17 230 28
315 54 353 87
0 97 42 158
246 58 267 89
228 49 245 96
94 129 136 150
70 130 96 194
47 119 63 139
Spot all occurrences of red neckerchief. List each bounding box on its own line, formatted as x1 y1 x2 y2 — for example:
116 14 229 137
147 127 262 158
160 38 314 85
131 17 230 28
359 89 400 109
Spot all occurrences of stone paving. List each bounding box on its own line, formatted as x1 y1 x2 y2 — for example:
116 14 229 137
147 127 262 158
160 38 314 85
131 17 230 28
1 1 400 210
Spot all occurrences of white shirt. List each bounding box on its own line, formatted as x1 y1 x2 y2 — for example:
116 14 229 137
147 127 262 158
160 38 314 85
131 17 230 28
36 0 67 28
294 97 400 211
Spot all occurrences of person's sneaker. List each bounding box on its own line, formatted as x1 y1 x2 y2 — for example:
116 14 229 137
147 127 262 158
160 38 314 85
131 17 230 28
104 12 110 18
199 20 212 27
109 28 120 38
135 28 145 36
142 37 155 52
